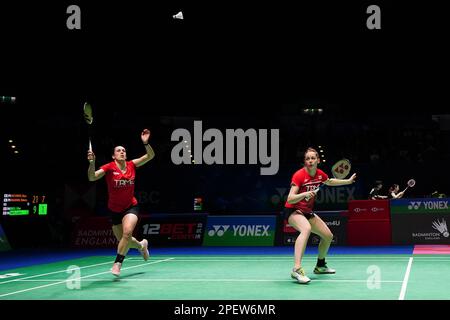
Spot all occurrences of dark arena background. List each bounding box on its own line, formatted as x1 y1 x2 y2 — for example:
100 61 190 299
1 0 449 317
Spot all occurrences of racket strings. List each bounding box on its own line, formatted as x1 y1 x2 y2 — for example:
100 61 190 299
84 103 93 124
331 159 351 179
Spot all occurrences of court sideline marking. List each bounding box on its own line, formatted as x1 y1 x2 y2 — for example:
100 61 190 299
0 258 174 298
398 257 413 300
0 260 117 286
9 278 404 283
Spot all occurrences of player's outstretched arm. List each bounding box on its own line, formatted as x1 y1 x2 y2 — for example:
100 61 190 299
132 129 155 168
87 150 105 181
324 173 357 186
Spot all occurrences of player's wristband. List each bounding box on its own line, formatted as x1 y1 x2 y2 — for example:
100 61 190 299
143 143 149 146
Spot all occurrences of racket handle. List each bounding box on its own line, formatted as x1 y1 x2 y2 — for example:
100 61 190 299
305 189 318 201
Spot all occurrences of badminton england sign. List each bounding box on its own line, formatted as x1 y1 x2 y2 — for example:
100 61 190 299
391 198 450 244
391 215 450 244
171 121 279 175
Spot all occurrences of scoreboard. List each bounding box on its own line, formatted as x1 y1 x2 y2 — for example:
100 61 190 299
2 193 48 216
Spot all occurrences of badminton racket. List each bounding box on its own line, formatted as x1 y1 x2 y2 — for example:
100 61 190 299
305 158 352 201
401 179 415 193
83 102 94 151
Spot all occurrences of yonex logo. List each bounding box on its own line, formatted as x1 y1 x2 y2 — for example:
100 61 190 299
432 219 449 238
208 224 271 237
407 201 449 210
208 225 230 237
232 225 270 237
353 208 367 213
371 207 384 212
408 201 421 210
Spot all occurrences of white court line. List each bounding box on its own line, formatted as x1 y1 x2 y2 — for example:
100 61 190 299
127 257 411 261
399 257 413 300
405 259 450 262
0 260 116 285
0 258 174 298
0 257 165 285
9 278 403 283
136 256 412 258
126 255 450 262
128 259 410 262
128 258 450 262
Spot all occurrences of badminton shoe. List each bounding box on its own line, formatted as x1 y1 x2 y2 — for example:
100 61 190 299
291 267 311 284
314 264 336 274
139 239 150 261
111 262 122 277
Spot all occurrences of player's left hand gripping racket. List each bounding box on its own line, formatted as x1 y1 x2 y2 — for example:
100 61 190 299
83 102 94 151
305 184 325 201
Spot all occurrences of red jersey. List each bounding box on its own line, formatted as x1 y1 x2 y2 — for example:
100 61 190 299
285 167 329 213
100 161 138 212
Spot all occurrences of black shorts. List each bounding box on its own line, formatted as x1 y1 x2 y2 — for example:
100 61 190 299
283 207 316 220
108 205 140 226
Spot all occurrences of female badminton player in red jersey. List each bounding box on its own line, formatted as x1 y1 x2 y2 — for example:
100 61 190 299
284 148 357 284
87 129 155 277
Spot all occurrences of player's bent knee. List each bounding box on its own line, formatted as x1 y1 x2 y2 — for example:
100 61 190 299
324 233 333 242
122 231 133 241
301 227 312 236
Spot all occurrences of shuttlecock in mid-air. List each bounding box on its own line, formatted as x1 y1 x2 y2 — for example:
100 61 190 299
173 11 183 20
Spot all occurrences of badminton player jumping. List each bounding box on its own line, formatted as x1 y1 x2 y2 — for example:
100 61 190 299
87 129 155 277
285 147 356 284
